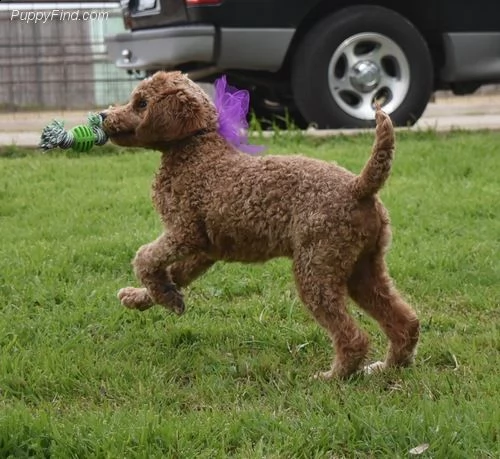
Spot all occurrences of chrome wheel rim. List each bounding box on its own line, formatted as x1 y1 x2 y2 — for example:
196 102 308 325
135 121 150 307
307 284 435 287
327 32 410 120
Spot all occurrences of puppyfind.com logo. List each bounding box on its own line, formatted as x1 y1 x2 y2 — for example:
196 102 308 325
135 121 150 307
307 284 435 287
10 8 109 24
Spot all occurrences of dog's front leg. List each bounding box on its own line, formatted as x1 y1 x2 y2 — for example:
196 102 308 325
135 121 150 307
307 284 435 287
119 232 194 315
167 254 215 288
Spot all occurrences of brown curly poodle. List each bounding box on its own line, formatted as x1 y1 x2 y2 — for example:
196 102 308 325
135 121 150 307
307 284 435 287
101 71 419 379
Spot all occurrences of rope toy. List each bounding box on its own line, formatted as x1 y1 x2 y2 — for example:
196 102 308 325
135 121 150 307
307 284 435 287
39 113 108 152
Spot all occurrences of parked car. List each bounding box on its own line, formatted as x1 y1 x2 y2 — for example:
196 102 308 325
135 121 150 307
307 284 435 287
106 0 500 128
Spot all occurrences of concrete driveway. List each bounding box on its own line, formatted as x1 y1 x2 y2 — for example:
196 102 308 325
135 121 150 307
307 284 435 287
1 94 500 147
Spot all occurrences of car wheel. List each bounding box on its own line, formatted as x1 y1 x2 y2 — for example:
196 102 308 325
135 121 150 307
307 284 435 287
291 6 433 128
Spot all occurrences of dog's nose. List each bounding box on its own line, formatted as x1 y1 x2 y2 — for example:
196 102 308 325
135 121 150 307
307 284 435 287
99 112 107 121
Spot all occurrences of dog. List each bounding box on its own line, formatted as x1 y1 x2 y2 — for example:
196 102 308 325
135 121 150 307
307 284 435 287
101 71 419 379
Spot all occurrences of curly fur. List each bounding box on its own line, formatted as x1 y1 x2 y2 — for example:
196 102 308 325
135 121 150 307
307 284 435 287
101 71 419 379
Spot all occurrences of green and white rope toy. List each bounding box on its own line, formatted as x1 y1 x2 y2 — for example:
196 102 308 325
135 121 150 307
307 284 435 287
40 113 108 152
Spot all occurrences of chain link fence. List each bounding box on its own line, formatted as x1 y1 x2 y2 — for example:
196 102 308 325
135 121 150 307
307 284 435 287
0 1 138 111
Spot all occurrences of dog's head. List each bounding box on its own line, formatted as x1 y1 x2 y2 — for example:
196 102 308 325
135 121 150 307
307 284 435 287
101 71 218 149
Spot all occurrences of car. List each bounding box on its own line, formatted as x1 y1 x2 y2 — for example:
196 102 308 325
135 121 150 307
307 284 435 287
105 0 500 129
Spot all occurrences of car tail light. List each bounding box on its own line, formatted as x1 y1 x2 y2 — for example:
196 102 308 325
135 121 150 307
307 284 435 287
186 0 222 5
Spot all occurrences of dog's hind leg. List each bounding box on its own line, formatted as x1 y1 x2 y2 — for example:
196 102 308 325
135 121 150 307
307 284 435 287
347 246 420 373
293 252 370 379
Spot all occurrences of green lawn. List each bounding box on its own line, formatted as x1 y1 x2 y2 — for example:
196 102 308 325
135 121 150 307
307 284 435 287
0 130 499 458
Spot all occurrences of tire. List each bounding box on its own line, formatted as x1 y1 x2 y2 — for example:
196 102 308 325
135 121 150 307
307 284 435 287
291 6 433 128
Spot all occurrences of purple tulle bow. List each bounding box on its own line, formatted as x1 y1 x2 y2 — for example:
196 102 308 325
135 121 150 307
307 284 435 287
214 75 264 154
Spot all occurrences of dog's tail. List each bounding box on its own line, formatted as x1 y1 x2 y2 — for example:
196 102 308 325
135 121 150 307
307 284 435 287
351 106 395 199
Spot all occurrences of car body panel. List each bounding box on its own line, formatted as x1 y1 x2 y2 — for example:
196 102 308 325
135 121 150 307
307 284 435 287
106 0 500 87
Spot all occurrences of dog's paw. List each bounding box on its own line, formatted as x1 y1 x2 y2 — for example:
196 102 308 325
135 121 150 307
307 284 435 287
363 361 386 375
313 370 336 381
160 284 185 316
117 287 153 311
313 365 363 381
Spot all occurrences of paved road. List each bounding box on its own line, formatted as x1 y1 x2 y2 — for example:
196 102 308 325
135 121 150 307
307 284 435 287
2 94 500 147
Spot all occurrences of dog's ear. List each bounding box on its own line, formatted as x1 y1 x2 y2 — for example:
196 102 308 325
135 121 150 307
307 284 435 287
172 88 210 136
136 84 216 144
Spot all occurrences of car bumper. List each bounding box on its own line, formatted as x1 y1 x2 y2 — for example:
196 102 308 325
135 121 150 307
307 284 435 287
105 25 215 71
441 32 500 82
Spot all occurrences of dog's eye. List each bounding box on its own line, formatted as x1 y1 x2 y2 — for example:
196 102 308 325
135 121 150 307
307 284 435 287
137 100 147 109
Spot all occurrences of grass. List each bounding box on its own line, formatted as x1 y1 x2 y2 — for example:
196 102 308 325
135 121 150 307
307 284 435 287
0 129 499 458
